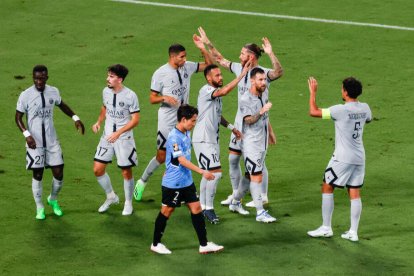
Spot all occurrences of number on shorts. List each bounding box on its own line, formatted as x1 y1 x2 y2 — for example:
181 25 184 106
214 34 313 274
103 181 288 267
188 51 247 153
173 191 180 202
35 155 44 165
97 147 108 157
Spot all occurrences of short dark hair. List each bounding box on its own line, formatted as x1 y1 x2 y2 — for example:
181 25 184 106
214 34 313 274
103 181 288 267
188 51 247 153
177 104 198 121
250 67 265 78
107 64 129 81
244 43 263 59
342 77 362 99
204 64 219 78
169 44 186 55
33 65 48 74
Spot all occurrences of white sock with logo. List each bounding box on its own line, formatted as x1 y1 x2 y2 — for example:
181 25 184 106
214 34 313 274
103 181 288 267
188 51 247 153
141 157 161 183
50 177 63 200
322 193 334 228
350 198 362 233
205 172 222 210
32 179 44 209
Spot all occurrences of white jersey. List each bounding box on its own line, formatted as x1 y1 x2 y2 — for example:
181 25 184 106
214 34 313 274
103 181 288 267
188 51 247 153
327 102 372 165
16 84 62 147
151 61 199 133
192 84 222 144
230 62 273 129
239 90 270 152
102 86 140 140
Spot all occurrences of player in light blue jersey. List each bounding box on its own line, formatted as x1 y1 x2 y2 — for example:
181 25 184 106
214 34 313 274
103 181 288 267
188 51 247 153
307 77 372 242
150 105 223 255
134 39 213 201
15 65 85 220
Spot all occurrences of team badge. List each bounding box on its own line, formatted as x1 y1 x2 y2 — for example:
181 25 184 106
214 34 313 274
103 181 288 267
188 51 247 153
119 101 125 107
49 99 54 104
184 73 188 78
173 143 179 152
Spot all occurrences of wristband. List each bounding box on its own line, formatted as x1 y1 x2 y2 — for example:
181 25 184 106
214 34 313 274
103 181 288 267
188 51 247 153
72 115 80 122
227 124 235 131
23 130 31 138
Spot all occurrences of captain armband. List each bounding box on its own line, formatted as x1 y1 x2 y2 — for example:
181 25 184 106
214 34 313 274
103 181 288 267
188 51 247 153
321 109 331 120
72 115 80 122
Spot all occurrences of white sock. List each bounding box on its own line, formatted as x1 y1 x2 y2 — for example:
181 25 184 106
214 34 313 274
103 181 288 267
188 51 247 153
97 173 113 194
205 172 222 210
229 154 241 191
261 163 268 196
199 177 208 210
234 175 250 201
322 193 334 228
124 178 134 202
350 198 362 233
250 181 264 214
141 157 161 183
32 178 44 209
50 177 63 200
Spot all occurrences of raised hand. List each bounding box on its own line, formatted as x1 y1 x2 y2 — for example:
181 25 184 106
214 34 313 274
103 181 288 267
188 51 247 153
262 37 273 55
308 77 318 94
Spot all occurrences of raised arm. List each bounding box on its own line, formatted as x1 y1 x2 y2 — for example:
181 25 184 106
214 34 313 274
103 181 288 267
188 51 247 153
193 33 213 72
197 27 231 70
58 100 85 134
244 102 272 125
149 91 178 106
15 111 36 149
262 37 283 81
308 77 323 118
212 60 252 98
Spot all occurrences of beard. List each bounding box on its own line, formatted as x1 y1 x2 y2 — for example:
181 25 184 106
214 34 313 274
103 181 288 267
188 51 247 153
212 80 223 88
256 84 266 93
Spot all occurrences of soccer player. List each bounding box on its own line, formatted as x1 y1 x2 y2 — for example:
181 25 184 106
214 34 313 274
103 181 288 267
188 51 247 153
150 104 224 254
15 65 85 220
192 63 250 224
134 37 213 201
196 27 281 207
306 77 372 242
92 64 140 216
228 68 277 223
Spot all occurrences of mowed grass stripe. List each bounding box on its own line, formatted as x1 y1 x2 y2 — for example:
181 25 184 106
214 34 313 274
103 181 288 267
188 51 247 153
112 0 414 31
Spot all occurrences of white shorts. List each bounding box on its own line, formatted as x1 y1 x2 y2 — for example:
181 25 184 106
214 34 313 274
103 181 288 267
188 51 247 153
243 150 266 176
157 126 174 151
26 143 64 170
94 137 137 168
228 132 242 153
324 158 365 188
193 142 221 170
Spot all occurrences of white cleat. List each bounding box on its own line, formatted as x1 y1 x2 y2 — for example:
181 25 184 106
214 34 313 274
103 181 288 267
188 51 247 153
122 202 133 216
245 199 268 208
199 242 224 254
151 243 172 254
307 226 333 238
341 230 359 242
220 195 233 205
256 210 277 223
229 201 249 215
98 194 119 213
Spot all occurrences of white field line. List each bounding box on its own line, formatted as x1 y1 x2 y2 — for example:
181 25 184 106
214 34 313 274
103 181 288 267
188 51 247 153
111 0 414 31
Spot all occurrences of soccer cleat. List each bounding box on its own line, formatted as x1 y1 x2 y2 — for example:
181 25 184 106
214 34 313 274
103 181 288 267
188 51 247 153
98 194 119 213
203 209 219 224
307 226 333 238
220 195 233 205
341 230 359 242
199 242 224 254
47 196 63 216
36 208 45 220
122 202 133 216
256 210 277 223
245 199 268 208
229 201 249 215
150 243 172 254
133 179 146 202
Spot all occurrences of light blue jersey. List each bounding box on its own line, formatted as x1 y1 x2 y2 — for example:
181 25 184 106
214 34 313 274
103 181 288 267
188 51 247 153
162 127 193 188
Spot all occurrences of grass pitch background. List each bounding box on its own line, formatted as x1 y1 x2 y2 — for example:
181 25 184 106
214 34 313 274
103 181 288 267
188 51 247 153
1 0 413 274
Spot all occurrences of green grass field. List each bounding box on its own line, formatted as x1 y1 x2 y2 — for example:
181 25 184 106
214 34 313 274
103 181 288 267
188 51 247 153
1 0 413 275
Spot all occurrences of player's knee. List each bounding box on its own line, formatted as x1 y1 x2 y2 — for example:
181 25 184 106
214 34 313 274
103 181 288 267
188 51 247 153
93 165 105 177
121 168 132 180
32 169 44 181
156 151 166 163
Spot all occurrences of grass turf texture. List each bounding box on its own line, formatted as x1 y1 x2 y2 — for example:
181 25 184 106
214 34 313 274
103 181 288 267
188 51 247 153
1 0 413 274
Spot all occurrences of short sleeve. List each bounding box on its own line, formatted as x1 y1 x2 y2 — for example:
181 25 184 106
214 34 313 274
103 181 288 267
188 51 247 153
329 105 343 121
230 62 242 76
185 61 199 75
16 92 26 113
129 92 140 113
366 104 372 122
239 98 254 117
150 71 163 93
201 85 216 100
54 88 62 106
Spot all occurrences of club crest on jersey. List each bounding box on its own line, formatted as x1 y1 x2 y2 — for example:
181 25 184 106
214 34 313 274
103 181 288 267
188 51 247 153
184 73 188 78
173 143 179 152
119 101 125 107
49 99 54 104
